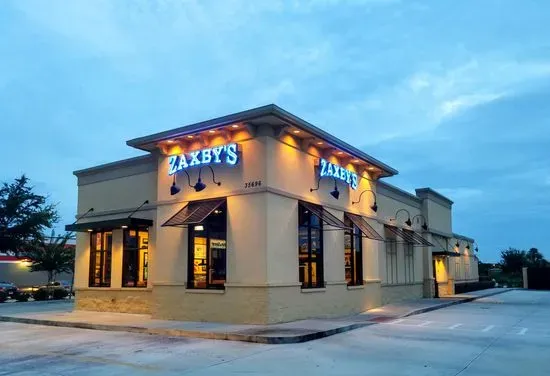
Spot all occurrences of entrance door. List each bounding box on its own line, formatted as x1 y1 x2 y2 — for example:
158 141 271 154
432 259 439 298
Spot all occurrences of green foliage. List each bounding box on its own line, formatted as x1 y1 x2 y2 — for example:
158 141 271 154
0 175 59 256
499 247 549 274
32 287 49 301
25 232 75 283
52 288 68 300
500 248 526 274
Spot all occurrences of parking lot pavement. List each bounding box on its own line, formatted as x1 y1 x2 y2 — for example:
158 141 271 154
0 299 73 315
0 290 549 375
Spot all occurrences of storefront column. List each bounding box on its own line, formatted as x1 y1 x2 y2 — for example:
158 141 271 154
110 230 123 288
323 208 346 285
74 232 90 289
363 219 383 282
422 232 435 298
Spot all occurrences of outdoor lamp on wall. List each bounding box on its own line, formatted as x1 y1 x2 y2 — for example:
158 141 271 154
455 240 460 249
351 189 378 212
412 214 428 231
170 170 193 196
310 176 340 200
193 165 221 192
394 208 412 226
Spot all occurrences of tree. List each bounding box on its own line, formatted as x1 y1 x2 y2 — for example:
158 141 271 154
499 248 526 274
0 175 59 256
525 248 546 268
25 232 75 283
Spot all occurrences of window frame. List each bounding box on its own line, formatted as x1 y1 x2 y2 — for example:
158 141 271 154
187 200 227 290
298 202 325 289
344 214 363 286
121 228 149 288
385 240 398 285
404 242 415 284
89 231 112 288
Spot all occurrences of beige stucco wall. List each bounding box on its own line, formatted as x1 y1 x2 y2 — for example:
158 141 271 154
72 124 478 322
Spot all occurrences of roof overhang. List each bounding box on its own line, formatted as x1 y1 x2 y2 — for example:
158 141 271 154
126 104 398 178
65 217 153 232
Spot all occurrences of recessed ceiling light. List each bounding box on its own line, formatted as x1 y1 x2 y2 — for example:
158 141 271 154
352 159 360 163
316 141 323 145
121 225 128 229
293 130 300 134
87 229 93 232
186 135 194 139
166 140 175 144
231 124 239 129
337 151 344 155
208 130 216 134
368 166 376 171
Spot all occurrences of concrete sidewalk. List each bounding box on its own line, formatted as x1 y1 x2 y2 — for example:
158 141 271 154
0 288 511 344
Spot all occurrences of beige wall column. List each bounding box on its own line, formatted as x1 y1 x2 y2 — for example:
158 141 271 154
110 230 123 288
422 233 435 298
265 193 299 285
226 193 268 285
152 205 188 285
363 226 383 282
74 232 90 288
324 208 346 285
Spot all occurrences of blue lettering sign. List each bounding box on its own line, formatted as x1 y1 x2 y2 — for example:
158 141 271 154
319 158 358 190
168 143 239 175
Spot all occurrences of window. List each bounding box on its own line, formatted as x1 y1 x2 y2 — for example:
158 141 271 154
404 242 415 284
385 241 398 284
187 201 227 289
89 231 112 287
455 262 461 280
298 203 324 288
122 229 149 287
344 215 363 286
465 263 470 279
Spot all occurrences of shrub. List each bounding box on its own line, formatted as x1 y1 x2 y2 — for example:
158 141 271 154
0 290 7 303
14 290 30 302
32 288 49 301
52 288 68 300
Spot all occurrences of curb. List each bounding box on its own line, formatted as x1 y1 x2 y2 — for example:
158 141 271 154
0 289 512 344
401 288 512 318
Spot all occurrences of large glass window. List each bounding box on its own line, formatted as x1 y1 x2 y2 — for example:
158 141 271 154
404 242 415 284
344 215 363 286
187 201 227 289
298 203 324 289
122 229 149 288
89 231 112 287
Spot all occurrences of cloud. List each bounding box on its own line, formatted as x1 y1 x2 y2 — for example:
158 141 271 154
434 188 483 202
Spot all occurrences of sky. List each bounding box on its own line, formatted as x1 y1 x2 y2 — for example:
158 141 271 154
1 0 549 262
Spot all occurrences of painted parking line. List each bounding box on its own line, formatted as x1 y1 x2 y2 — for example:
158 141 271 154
518 328 528 335
449 323 462 329
482 325 495 332
417 321 432 327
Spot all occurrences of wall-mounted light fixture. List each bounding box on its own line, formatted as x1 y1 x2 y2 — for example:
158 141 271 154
351 189 378 212
455 240 460 249
393 208 412 226
412 214 428 231
310 176 340 200
194 165 221 192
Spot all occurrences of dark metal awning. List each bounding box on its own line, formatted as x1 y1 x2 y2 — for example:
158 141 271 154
432 251 461 257
65 217 153 232
346 213 384 241
384 225 433 247
299 201 348 230
162 198 225 227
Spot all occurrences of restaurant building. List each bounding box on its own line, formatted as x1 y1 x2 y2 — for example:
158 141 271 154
66 105 479 324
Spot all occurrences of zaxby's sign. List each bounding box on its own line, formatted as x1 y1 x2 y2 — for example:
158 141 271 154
319 158 358 190
168 143 239 175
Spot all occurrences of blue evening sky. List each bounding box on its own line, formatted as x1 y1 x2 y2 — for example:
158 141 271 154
1 0 549 262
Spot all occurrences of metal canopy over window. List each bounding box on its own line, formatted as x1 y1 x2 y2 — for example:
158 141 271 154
432 236 460 257
384 225 433 247
299 201 348 230
65 218 153 232
162 198 225 227
346 213 384 241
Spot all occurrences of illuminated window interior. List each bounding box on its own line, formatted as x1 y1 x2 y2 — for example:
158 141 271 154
344 215 363 286
122 229 149 288
298 203 324 289
89 231 112 287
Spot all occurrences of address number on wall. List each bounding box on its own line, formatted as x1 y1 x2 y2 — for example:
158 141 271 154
244 180 262 188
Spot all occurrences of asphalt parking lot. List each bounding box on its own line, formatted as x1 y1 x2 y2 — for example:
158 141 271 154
0 290 548 375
